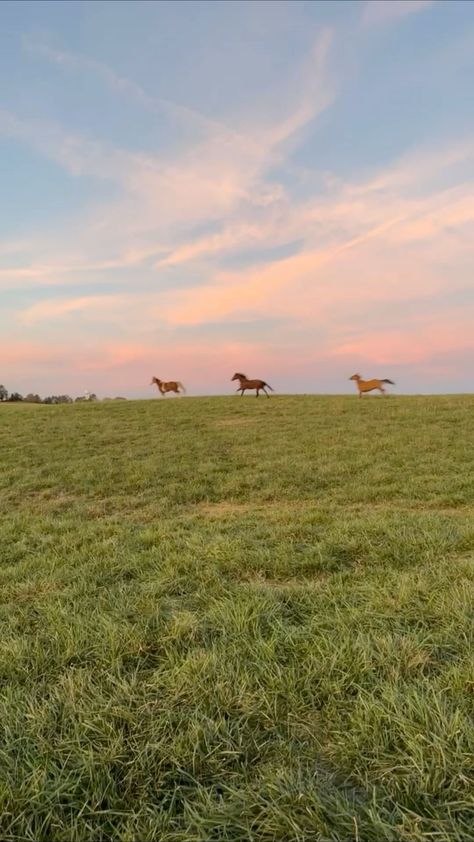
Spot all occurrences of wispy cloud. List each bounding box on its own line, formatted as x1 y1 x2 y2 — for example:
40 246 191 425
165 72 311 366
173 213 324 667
1 28 335 295
23 29 334 151
6 132 474 365
4 3 473 394
22 36 260 150
361 0 435 28
17 295 112 325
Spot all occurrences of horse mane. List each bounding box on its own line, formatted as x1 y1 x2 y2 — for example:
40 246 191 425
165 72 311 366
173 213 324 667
234 372 247 379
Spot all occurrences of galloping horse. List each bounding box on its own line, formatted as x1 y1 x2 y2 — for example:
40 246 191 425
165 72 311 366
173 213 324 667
350 373 395 396
150 377 186 396
231 372 274 398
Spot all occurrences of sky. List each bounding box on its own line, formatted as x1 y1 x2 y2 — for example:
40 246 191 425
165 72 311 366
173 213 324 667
1 0 473 398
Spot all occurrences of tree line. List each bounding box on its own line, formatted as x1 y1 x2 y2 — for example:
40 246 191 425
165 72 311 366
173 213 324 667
0 385 100 404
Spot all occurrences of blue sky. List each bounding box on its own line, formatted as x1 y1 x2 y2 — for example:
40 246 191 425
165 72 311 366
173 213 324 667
1 0 473 397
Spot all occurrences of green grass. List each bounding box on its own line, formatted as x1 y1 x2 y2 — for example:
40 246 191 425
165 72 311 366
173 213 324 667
1 394 473 841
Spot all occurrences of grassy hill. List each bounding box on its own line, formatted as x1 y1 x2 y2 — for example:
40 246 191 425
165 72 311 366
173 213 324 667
1 395 473 841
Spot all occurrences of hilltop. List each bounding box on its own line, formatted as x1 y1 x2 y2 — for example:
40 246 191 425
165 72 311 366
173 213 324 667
1 395 473 840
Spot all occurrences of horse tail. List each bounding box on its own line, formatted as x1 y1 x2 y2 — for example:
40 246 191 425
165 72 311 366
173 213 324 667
264 382 274 391
177 382 186 394
382 379 395 385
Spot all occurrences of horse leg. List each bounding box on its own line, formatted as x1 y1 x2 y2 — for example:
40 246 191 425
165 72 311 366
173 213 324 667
379 387 385 395
263 387 270 398
256 388 259 397
240 388 245 397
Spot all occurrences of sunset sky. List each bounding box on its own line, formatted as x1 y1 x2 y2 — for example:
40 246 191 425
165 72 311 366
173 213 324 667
1 0 473 397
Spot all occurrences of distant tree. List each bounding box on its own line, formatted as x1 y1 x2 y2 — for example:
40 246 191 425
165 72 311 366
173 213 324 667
7 392 23 402
76 393 98 402
0 385 8 402
43 395 73 405
24 393 42 403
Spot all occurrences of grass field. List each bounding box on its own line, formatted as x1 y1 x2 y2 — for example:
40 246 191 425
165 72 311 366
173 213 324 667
1 394 473 841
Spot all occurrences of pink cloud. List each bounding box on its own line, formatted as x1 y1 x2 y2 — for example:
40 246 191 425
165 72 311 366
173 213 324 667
0 342 64 366
330 320 474 367
386 193 474 243
152 220 453 329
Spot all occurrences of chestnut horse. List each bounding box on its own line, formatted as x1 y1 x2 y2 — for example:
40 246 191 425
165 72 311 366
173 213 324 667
150 376 186 396
350 373 395 396
231 372 274 398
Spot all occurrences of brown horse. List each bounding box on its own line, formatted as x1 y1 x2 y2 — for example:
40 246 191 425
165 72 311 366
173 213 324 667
350 373 395 397
150 376 186 396
231 372 274 398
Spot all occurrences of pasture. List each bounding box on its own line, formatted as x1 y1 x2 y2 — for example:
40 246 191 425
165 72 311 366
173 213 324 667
1 395 473 841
